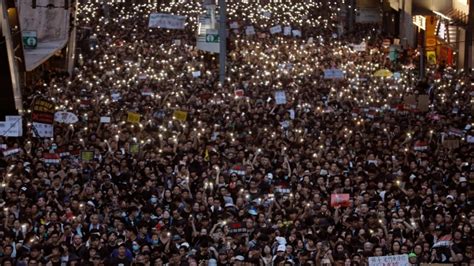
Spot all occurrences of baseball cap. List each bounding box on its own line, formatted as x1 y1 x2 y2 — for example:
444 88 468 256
277 244 286 252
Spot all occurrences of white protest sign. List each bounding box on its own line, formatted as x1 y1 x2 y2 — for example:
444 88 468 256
148 13 186 29
262 11 271 18
245 26 256 35
173 39 181 45
54 112 79 124
324 69 345 79
351 42 367 52
292 30 302 37
368 255 408 266
32 122 54 138
192 71 201 78
308 37 314 44
283 26 292 36
111 93 121 102
100 117 111 123
230 22 239 29
467 135 474 143
0 116 23 137
274 90 287 105
270 25 282 34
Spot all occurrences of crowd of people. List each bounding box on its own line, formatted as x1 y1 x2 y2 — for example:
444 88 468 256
1 0 473 265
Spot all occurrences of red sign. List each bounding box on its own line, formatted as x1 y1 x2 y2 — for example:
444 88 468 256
331 194 350 207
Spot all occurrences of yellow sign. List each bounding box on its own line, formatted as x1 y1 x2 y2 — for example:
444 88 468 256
173 110 188 122
427 51 437 65
425 16 437 51
127 112 141 124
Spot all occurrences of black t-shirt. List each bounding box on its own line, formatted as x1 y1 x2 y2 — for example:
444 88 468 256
107 256 132 266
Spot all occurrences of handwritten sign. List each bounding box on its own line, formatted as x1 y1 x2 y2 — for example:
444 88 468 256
368 255 408 266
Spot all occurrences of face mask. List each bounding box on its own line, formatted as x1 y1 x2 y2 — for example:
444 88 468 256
152 239 159 245
133 244 140 251
150 197 158 204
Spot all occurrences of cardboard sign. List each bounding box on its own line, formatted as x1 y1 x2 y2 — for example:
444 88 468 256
330 194 350 207
270 25 282 34
368 255 408 266
274 91 287 105
418 95 430 112
81 151 94 162
173 110 188 122
403 95 417 109
127 112 141 124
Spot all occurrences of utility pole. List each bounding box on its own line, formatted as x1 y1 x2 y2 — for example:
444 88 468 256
420 29 425 79
218 0 227 85
464 0 474 72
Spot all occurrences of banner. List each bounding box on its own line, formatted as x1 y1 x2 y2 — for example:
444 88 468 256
148 13 186 29
324 69 345 79
330 194 350 207
368 255 408 266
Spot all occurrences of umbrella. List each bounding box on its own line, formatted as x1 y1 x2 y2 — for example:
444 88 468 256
373 69 393 77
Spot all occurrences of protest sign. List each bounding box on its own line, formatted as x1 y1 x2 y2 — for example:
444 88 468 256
283 26 291 36
100 117 111 123
43 153 61 164
173 110 188 122
292 30 301 37
330 194 350 207
324 69 345 79
0 116 23 137
230 22 239 29
148 13 186 29
234 89 244 97
54 112 79 124
368 255 408 266
274 91 287 105
351 42 367 52
32 123 54 138
245 26 256 35
81 151 94 162
228 222 248 235
270 25 282 34
127 112 141 124
192 71 201 78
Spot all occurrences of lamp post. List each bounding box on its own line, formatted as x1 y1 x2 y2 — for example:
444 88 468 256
218 0 226 85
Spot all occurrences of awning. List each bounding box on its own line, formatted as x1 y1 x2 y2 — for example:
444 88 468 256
24 40 68 72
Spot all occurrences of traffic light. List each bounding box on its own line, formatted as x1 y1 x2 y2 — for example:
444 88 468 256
32 0 37 9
